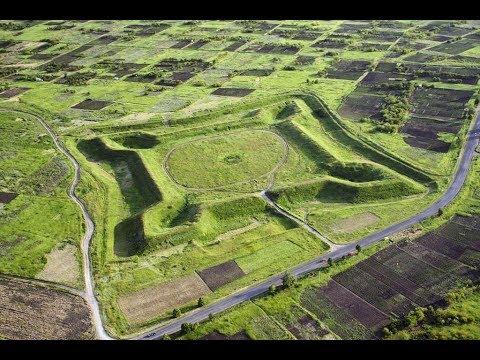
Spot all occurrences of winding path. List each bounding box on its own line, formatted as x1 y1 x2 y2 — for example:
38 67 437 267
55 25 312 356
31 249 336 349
2 102 479 340
0 108 112 340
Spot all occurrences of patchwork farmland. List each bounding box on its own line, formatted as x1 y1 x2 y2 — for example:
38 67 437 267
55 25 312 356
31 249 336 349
0 19 479 340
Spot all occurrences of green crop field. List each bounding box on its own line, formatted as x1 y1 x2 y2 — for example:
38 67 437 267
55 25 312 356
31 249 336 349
0 19 479 340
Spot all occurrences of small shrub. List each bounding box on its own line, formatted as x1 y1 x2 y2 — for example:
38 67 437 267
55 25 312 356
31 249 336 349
172 308 181 318
282 273 296 288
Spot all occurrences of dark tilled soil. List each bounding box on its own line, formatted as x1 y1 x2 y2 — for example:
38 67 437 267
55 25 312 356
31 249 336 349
297 216 480 338
320 280 391 330
187 40 209 50
0 87 29 98
286 315 329 339
0 277 94 340
0 192 18 204
197 260 245 291
125 74 157 83
171 39 194 49
211 87 254 97
242 69 274 77
29 53 57 60
71 99 111 110
224 40 246 52
295 55 316 65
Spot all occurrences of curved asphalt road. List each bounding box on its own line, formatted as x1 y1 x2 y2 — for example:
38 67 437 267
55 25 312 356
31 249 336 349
3 105 478 340
0 108 112 340
136 108 480 340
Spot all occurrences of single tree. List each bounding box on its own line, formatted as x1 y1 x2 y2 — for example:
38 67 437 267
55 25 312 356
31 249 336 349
283 273 296 288
269 284 276 295
327 257 333 267
181 322 195 334
356 244 362 252
198 297 206 307
172 308 181 318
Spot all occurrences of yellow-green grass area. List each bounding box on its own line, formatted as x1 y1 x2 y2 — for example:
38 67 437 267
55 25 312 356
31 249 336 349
164 130 288 191
0 109 83 280
272 175 426 214
339 50 388 61
180 239 391 340
305 192 437 244
18 79 210 123
301 79 358 111
460 45 480 58
67 95 434 334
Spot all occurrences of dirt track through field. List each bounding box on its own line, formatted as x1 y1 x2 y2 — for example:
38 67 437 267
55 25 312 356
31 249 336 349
0 108 112 340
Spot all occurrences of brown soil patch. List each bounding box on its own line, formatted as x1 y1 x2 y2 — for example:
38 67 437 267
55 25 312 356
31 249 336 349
72 99 111 110
331 212 380 233
0 276 93 339
118 273 211 325
197 260 245 291
0 191 18 204
0 87 29 98
211 87 254 97
37 243 80 288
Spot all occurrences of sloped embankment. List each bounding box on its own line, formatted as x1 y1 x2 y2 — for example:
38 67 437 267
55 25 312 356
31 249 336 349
78 138 162 257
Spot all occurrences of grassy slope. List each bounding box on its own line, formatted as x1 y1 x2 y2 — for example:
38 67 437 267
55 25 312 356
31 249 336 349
0 109 83 282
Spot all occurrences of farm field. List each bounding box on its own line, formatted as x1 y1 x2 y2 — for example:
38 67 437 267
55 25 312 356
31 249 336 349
0 19 479 339
0 275 94 339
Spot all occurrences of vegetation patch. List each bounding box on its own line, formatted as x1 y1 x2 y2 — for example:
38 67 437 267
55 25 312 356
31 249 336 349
37 243 80 288
165 130 287 191
331 212 380 233
236 240 303 273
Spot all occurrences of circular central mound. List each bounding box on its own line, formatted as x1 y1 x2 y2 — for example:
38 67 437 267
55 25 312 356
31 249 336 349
165 130 287 190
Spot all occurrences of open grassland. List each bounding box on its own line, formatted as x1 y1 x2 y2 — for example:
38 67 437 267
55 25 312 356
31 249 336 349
1 20 479 337
0 109 83 284
165 130 287 191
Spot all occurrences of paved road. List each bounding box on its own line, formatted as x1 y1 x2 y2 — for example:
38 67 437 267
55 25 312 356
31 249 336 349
135 108 480 340
3 104 478 341
0 108 112 340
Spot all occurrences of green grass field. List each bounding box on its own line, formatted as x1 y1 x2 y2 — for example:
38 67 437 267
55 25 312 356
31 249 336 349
1 19 479 338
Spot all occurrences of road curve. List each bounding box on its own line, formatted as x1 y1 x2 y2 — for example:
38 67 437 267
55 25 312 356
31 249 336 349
136 108 480 340
0 108 112 340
